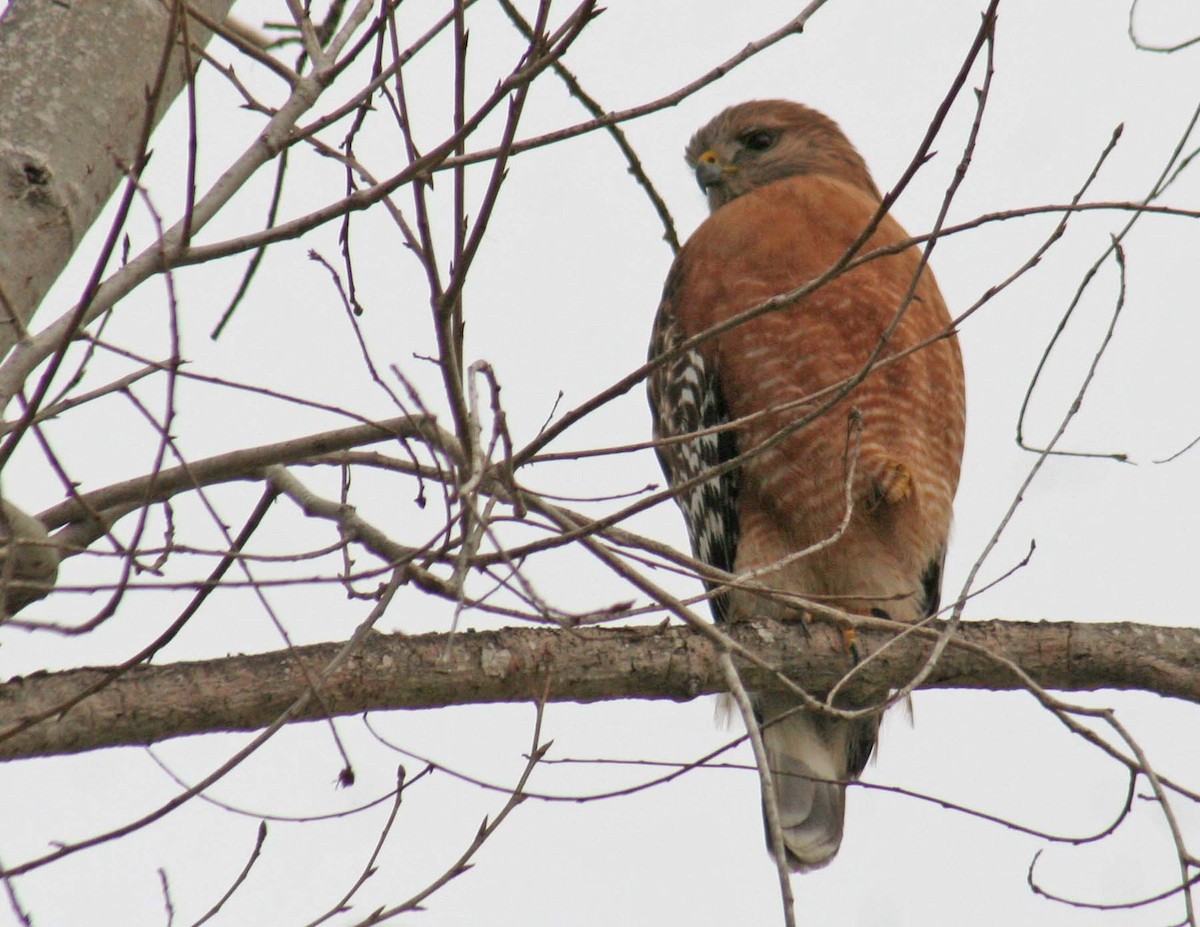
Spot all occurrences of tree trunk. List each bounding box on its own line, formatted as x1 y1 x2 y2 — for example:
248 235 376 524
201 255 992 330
0 0 236 349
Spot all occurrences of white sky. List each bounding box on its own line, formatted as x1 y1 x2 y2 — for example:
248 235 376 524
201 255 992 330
1 1 1200 925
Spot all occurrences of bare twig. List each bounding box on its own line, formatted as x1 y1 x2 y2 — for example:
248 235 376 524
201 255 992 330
719 651 796 927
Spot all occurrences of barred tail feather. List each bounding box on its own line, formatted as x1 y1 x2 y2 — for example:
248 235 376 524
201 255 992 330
757 698 878 871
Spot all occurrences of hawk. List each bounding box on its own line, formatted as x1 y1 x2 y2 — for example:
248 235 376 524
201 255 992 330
648 101 965 870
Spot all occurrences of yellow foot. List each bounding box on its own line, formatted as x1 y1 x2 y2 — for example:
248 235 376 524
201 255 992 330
842 626 863 664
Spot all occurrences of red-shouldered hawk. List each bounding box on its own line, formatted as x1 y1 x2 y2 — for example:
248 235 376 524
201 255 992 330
648 101 965 870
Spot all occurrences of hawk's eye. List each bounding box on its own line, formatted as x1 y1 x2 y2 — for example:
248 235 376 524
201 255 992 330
740 129 777 152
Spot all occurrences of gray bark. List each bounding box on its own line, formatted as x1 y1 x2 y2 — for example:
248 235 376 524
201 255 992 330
1 618 1196 760
0 0 236 349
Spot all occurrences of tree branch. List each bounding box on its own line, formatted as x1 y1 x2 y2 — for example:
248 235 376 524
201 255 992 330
0 618 1194 760
38 414 455 533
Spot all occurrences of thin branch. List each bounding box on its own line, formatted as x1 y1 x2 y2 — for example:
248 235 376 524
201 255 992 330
0 569 407 878
366 698 551 924
719 651 795 926
189 822 268 927
39 415 457 533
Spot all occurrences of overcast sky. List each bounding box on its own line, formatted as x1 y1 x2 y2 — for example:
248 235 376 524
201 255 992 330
2 1 1200 925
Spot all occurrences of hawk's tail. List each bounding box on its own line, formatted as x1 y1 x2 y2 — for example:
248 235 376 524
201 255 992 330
757 698 878 871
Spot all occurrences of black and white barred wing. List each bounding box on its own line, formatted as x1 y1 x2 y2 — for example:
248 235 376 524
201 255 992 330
647 300 740 622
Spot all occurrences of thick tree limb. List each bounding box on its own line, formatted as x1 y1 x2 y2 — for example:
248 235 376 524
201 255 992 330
0 618 1195 761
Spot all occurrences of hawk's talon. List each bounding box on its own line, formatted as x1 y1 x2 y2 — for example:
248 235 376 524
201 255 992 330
840 626 861 664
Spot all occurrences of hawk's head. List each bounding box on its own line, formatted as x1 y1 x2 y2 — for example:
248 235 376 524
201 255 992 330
685 100 881 212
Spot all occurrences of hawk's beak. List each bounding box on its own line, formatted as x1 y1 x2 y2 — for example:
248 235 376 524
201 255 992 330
695 149 735 191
